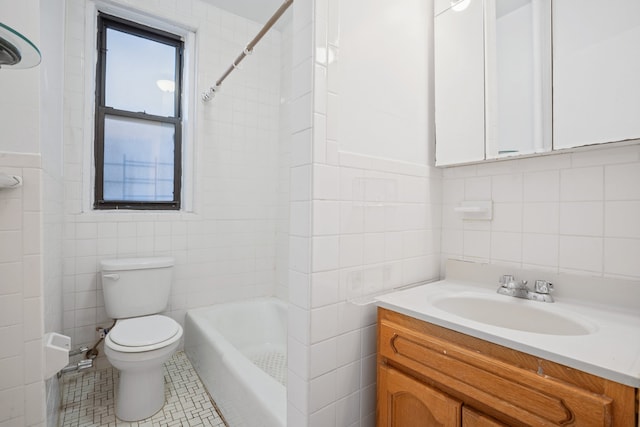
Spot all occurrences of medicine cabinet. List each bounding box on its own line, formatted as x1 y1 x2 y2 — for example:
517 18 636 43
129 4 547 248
435 0 640 166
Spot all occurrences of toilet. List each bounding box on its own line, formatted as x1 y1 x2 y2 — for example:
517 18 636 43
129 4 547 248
100 257 183 422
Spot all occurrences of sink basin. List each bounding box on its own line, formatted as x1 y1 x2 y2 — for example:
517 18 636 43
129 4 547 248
430 293 596 336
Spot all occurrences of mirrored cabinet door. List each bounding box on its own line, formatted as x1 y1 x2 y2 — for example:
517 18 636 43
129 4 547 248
434 0 485 166
553 0 640 149
485 0 551 159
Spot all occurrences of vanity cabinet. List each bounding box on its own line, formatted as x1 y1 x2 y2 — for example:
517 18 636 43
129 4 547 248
377 307 638 426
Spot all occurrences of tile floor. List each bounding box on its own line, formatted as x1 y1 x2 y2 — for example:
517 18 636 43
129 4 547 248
59 352 227 427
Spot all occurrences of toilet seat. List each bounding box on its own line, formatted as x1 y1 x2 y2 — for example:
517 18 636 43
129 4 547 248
106 315 182 353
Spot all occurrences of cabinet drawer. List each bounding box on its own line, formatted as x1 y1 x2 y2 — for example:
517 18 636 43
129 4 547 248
379 318 613 426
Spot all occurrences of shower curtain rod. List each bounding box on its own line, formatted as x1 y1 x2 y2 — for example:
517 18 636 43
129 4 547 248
201 0 293 102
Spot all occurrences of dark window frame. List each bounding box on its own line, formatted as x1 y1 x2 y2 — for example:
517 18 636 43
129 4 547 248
94 13 184 210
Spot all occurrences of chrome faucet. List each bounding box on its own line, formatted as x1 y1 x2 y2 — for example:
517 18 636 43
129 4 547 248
497 275 554 303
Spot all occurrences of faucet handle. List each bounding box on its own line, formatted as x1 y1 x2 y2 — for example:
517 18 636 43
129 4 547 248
499 275 515 286
534 280 553 294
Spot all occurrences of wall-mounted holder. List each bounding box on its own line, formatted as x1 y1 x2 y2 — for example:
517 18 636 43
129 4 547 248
454 200 493 220
0 173 22 189
44 332 71 379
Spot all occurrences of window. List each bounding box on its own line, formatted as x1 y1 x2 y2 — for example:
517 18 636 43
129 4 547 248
94 14 183 210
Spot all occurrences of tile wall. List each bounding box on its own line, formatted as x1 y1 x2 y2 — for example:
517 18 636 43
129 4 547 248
0 2 47 426
287 0 441 426
0 154 46 427
40 1 66 425
62 0 290 358
440 143 640 280
276 16 294 301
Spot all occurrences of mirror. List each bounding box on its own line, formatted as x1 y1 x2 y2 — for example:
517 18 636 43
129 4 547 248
553 0 640 149
485 0 551 159
435 0 639 166
434 0 485 166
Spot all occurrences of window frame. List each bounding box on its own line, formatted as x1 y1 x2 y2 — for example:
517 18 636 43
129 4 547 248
94 13 184 210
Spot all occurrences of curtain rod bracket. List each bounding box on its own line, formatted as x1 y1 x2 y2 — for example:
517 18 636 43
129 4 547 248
202 84 220 102
201 0 293 103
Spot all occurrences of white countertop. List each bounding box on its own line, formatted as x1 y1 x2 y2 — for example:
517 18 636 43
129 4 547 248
376 277 640 388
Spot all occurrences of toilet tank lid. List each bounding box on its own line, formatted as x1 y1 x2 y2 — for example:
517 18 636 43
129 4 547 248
101 257 174 271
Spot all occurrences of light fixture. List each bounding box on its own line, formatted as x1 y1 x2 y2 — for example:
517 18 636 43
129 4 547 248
451 0 471 12
156 79 175 93
0 22 41 69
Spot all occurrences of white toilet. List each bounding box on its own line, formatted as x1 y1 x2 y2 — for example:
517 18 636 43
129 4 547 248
100 257 183 422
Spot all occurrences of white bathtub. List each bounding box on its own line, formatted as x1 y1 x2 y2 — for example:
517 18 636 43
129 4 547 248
184 298 287 427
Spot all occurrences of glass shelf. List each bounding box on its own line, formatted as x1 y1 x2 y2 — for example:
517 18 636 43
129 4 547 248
0 22 41 69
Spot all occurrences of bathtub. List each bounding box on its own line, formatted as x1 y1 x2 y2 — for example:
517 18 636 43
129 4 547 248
184 298 287 427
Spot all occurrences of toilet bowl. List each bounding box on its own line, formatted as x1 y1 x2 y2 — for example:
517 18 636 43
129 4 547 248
100 257 181 421
104 314 183 421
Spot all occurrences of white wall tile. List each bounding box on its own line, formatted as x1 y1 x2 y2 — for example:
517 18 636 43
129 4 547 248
363 233 385 264
605 163 640 200
310 404 335 427
288 336 309 380
0 295 22 327
463 230 491 259
524 170 560 202
465 176 491 200
522 233 559 268
339 202 363 234
605 201 640 238
309 371 337 413
288 304 310 345
491 203 522 233
311 270 340 308
336 330 361 367
289 270 311 309
290 236 311 274
291 202 312 237
0 199 22 231
0 387 24 421
0 326 22 359
313 201 340 235
336 361 360 401
310 338 337 378
0 356 23 391
0 232 22 263
559 202 603 237
559 236 603 273
560 167 603 201
310 304 338 343
523 203 559 234
288 370 309 416
604 238 640 278
491 232 522 263
492 174 523 202
313 164 340 200
312 236 339 272
339 234 363 268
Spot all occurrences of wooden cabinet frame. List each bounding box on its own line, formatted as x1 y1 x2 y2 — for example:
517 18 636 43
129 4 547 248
377 308 638 426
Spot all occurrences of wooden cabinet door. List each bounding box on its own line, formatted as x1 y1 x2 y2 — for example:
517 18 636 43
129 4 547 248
378 364 461 427
462 407 507 427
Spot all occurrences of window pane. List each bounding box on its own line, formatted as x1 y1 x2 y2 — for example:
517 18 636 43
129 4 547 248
103 115 176 202
105 28 176 117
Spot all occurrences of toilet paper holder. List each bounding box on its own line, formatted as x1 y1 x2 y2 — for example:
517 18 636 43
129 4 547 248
44 332 71 379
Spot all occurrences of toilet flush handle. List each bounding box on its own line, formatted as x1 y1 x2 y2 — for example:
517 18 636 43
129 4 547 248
103 273 120 281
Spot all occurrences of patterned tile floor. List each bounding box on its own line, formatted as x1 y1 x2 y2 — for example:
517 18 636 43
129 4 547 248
59 352 227 427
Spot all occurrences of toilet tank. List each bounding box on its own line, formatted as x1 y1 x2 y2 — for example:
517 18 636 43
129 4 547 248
100 257 174 319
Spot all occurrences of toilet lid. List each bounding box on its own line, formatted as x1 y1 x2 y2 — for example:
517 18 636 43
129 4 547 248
109 315 180 347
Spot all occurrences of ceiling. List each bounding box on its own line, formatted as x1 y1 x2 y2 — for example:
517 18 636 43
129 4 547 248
200 0 287 26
